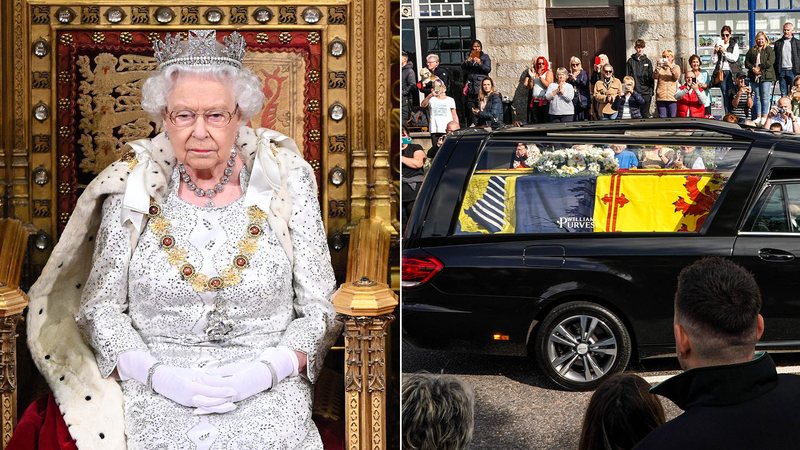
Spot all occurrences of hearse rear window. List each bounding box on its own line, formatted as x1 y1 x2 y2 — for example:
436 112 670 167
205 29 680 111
455 140 746 234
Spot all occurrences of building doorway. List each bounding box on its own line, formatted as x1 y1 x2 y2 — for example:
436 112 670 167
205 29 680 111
546 8 626 75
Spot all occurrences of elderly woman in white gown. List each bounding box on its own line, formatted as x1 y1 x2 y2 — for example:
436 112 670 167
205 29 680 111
26 30 340 449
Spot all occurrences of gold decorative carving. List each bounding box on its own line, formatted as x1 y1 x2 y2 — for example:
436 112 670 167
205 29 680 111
91 32 105 44
131 7 149 24
329 200 347 218
13 0 25 150
376 0 389 150
76 53 158 174
278 32 292 44
33 200 51 217
329 135 347 153
230 7 248 24
32 72 49 89
307 99 320 112
0 316 21 393
181 6 199 24
31 6 50 24
59 33 73 45
0 219 32 447
59 212 70 225
32 135 50 153
309 130 320 142
81 6 100 24
328 71 347 89
278 6 297 24
2 392 12 447
328 6 347 24
307 32 321 44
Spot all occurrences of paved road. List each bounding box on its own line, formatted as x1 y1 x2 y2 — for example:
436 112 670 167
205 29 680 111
403 340 800 450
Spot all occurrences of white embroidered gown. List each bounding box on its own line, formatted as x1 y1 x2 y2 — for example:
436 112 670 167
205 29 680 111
77 164 339 449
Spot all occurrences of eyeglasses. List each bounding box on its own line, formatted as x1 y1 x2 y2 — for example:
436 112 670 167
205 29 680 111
536 62 545 65
166 106 239 128
571 63 580 66
722 33 731 37
604 70 613 73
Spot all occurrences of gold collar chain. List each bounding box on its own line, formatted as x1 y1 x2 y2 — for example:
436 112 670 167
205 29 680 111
147 200 268 292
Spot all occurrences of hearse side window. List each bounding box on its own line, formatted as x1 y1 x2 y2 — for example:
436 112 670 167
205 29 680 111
455 141 746 235
749 183 800 233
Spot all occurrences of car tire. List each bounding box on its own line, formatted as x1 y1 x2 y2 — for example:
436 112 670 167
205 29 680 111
533 301 632 391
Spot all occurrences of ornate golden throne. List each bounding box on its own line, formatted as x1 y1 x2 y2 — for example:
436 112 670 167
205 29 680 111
0 1 400 448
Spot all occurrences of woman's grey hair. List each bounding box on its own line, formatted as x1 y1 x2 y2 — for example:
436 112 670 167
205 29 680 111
402 372 475 450
555 67 568 78
140 64 265 122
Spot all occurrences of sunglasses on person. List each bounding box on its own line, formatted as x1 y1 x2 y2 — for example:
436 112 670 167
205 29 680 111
536 62 545 65
722 33 731 37
604 70 613 74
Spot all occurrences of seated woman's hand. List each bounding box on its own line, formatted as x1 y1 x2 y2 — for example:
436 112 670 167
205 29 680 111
150 365 238 412
199 347 298 408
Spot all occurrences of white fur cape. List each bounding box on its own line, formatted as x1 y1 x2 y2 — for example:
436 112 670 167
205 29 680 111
26 127 310 449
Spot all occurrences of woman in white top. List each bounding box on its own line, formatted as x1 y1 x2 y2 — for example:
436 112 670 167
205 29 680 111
421 79 459 157
544 67 575 122
524 56 554 124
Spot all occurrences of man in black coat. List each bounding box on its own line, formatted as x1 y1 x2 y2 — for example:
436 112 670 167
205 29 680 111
419 53 450 97
635 257 800 450
626 39 655 118
773 22 800 96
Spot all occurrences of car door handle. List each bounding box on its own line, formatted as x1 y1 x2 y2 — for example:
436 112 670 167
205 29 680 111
758 248 796 262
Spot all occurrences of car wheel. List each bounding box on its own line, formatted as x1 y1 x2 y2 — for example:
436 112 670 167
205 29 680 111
533 301 632 391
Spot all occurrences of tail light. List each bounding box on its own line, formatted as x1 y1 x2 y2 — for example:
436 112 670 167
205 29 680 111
402 254 444 288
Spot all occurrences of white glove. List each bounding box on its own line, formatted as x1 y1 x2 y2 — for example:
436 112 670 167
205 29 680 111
200 347 297 405
117 350 237 413
151 365 237 410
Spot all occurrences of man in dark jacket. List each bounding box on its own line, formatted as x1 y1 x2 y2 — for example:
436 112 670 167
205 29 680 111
635 257 800 450
626 39 654 118
773 22 800 96
420 53 450 97
401 51 417 125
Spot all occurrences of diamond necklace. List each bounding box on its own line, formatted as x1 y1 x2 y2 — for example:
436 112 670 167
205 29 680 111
178 147 237 207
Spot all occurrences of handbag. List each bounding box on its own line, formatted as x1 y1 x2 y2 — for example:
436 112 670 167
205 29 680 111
711 56 724 87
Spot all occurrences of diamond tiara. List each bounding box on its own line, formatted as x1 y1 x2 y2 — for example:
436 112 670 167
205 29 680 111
153 29 246 70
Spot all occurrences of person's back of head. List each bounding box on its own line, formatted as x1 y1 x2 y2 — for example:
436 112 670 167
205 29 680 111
674 257 762 367
578 373 665 450
402 372 475 450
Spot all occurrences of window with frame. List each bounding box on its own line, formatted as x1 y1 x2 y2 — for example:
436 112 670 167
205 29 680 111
747 182 800 232
454 140 746 235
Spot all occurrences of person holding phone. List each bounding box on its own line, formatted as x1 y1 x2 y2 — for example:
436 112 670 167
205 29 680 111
730 74 754 122
714 25 742 113
675 73 709 118
611 76 646 119
745 31 776 125
654 49 681 117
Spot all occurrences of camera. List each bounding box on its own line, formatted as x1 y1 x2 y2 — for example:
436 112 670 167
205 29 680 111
660 58 668 66
776 106 787 115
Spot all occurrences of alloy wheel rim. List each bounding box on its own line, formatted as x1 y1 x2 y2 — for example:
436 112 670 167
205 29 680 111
546 314 618 383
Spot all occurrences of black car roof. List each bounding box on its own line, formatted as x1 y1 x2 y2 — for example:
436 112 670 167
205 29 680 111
450 118 800 143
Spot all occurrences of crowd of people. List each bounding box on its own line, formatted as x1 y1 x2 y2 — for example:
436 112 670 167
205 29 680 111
402 257 800 450
401 24 800 132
